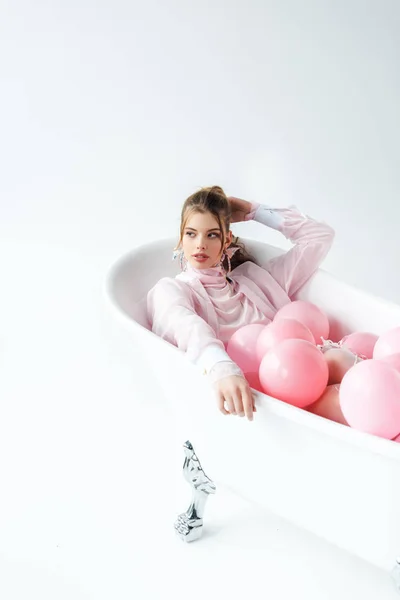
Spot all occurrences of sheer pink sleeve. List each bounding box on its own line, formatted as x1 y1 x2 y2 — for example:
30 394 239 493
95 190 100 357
147 278 244 381
247 203 335 298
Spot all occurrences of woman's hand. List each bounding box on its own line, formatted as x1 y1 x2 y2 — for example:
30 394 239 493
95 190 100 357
227 196 253 223
214 375 256 421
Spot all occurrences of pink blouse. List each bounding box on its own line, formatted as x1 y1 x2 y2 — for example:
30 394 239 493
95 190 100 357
179 265 268 346
147 203 335 381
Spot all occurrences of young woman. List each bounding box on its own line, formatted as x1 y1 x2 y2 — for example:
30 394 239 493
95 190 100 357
147 186 334 422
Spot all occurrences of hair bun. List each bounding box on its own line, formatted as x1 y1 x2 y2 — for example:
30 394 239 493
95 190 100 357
208 185 226 197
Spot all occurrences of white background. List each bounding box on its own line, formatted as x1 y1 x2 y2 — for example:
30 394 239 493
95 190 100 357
0 1 400 598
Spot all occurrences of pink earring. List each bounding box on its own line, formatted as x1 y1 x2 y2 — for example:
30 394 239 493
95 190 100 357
222 246 239 275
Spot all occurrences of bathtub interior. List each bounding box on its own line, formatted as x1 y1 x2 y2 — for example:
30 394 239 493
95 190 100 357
108 237 400 339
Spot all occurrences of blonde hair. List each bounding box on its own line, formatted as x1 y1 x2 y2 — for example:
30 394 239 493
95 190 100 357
178 185 255 271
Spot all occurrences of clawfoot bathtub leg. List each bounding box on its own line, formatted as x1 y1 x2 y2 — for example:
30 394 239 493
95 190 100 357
392 558 400 592
174 440 216 542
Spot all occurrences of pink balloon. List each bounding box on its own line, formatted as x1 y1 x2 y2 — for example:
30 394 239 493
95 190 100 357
374 327 400 359
227 324 266 373
259 339 329 408
378 352 400 373
339 359 400 439
256 318 314 362
244 371 262 393
274 301 330 344
341 331 378 359
322 346 359 385
308 384 348 426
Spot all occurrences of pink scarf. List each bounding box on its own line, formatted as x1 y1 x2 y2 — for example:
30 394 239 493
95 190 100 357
183 266 231 289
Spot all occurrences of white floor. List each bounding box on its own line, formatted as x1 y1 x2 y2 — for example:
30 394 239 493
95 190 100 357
0 234 398 599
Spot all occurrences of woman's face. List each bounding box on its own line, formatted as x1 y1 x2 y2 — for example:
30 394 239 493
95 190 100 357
181 211 232 270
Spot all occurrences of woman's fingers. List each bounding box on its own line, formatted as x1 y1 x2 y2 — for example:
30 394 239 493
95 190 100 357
217 391 229 415
233 394 244 417
241 383 255 421
221 393 236 415
226 396 236 415
228 199 252 223
230 210 247 224
216 385 236 415
217 391 230 415
229 384 253 420
215 376 256 420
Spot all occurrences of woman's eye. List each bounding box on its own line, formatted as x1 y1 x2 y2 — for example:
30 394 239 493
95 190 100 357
184 231 220 238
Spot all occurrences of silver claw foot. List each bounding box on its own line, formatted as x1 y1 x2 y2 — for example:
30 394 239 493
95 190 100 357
174 440 216 543
392 558 400 592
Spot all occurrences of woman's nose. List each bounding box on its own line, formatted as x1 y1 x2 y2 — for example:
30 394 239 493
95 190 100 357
197 237 207 249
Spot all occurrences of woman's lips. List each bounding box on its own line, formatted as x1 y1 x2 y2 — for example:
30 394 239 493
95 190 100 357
192 254 209 262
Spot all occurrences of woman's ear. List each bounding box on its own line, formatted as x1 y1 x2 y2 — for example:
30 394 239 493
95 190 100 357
225 230 233 248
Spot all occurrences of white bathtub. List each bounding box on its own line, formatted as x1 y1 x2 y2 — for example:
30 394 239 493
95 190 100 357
106 237 400 574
